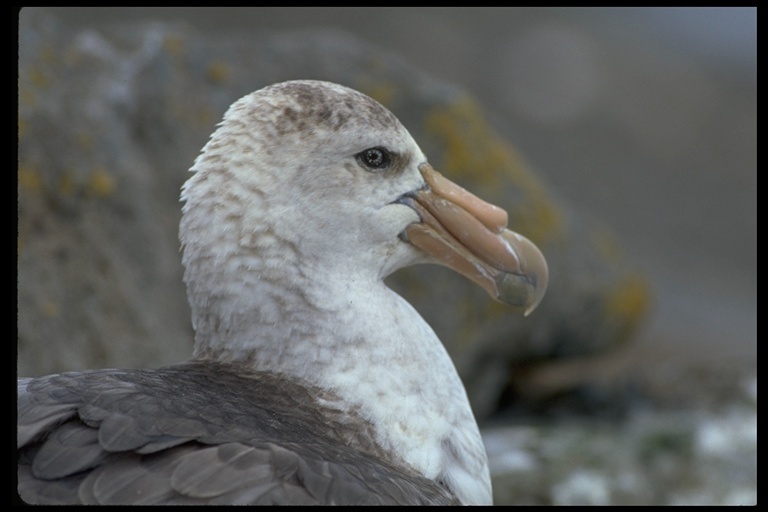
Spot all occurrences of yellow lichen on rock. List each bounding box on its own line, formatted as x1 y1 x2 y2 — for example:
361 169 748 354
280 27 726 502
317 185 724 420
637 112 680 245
206 61 231 84
18 165 43 192
163 34 185 56
362 82 398 107
57 171 76 196
87 167 116 198
603 273 652 344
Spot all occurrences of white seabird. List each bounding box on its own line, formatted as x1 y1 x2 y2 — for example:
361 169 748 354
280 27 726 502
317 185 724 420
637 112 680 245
17 80 548 505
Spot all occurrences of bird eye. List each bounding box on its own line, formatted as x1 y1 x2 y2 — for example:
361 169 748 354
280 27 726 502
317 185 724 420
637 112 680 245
356 147 391 171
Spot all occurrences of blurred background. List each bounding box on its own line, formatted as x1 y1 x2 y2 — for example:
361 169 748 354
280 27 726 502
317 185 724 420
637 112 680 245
20 7 756 505
41 5 755 375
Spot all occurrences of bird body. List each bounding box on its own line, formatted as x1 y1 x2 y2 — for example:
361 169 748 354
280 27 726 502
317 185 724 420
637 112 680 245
18 81 547 505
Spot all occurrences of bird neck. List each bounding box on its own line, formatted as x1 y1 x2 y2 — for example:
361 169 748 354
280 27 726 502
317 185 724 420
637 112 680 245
181 246 492 505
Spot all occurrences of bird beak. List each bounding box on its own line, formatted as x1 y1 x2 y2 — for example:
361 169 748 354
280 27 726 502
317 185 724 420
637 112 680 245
399 163 548 316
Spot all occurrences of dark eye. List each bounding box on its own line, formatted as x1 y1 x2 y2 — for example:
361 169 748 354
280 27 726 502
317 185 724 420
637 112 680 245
356 147 391 171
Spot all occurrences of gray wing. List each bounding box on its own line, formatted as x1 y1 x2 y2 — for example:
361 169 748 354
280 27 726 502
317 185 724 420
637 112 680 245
17 362 458 505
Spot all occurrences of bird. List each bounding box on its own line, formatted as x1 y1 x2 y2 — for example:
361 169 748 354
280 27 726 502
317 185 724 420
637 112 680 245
17 80 548 505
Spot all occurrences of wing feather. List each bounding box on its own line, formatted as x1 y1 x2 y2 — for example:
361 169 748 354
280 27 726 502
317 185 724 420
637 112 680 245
17 362 458 505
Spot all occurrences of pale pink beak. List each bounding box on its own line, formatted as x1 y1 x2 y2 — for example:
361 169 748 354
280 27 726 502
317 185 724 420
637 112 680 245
400 163 548 316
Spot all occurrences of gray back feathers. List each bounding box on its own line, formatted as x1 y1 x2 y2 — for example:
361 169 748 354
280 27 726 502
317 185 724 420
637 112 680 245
18 361 458 505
